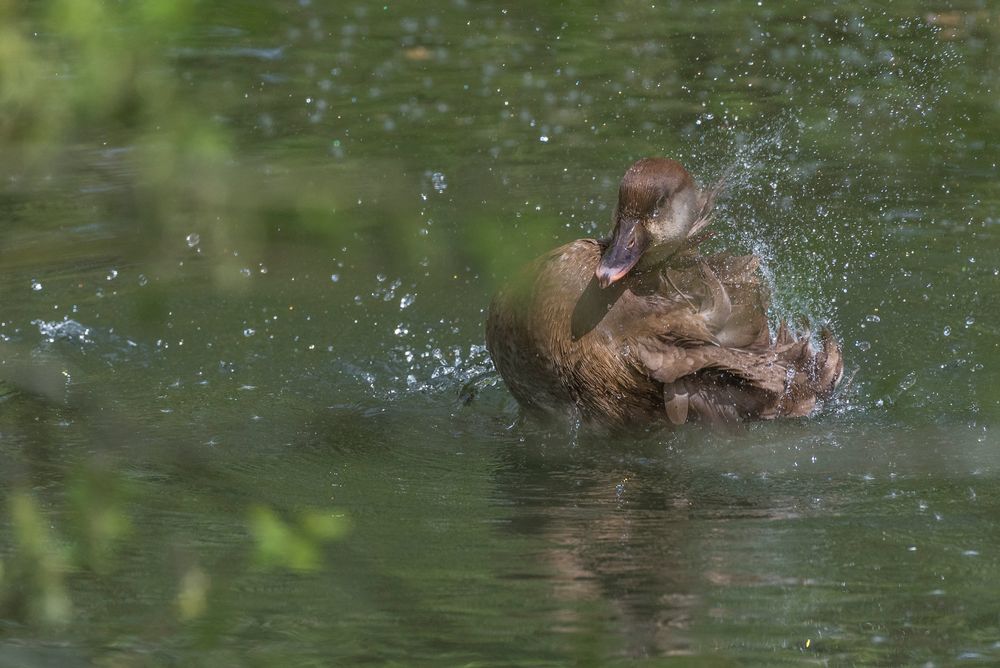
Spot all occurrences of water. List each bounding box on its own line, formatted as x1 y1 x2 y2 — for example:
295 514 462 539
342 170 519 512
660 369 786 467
1 2 1000 664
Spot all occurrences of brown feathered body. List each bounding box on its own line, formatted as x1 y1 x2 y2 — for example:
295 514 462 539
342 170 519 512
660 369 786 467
485 159 843 429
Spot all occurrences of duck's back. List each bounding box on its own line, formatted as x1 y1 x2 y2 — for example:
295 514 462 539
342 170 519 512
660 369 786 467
486 239 656 424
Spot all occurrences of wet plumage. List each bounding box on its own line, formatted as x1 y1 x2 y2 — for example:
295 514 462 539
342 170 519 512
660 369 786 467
485 158 843 429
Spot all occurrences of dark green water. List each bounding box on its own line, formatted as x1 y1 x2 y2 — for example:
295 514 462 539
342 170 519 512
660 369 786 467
2 1 1000 665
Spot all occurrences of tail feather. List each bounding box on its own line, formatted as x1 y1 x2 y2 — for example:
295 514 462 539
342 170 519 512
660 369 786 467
766 322 844 418
815 328 844 399
776 321 793 346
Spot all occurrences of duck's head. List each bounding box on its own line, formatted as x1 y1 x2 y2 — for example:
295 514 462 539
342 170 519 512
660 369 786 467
595 157 701 289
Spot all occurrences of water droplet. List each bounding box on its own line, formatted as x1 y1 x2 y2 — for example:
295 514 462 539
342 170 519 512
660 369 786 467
106 269 118 281
865 314 881 323
243 328 256 337
240 267 252 278
30 280 42 292
965 316 975 327
539 135 549 143
331 274 340 283
943 325 951 336
431 172 447 192
899 372 917 391
855 340 871 352
400 294 415 309
138 274 149 286
186 233 200 248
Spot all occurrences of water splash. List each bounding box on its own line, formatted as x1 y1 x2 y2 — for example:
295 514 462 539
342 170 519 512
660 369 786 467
33 318 93 345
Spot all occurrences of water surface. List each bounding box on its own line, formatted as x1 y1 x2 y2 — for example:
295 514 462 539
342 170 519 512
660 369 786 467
1 2 999 665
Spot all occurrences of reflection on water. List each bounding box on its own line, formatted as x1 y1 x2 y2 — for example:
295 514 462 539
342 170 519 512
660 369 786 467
1 1 1000 664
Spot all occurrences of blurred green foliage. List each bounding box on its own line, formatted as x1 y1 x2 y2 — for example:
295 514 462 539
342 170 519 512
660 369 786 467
0 470 349 630
249 505 350 572
5 492 72 625
0 0 296 287
1 0 193 163
176 564 210 621
66 467 131 574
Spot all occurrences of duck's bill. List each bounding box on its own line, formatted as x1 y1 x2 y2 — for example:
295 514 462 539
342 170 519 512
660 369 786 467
595 216 649 288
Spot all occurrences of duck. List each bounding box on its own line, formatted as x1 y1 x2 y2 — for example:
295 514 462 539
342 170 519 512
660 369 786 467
485 157 843 429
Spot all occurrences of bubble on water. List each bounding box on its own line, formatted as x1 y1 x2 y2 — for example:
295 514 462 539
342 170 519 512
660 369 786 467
899 372 917 391
864 314 880 323
539 135 549 143
186 233 200 248
965 315 975 327
855 340 871 352
243 328 256 337
106 269 118 281
942 325 951 336
30 280 42 292
330 274 340 283
240 267 252 278
138 274 149 286
399 294 415 309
